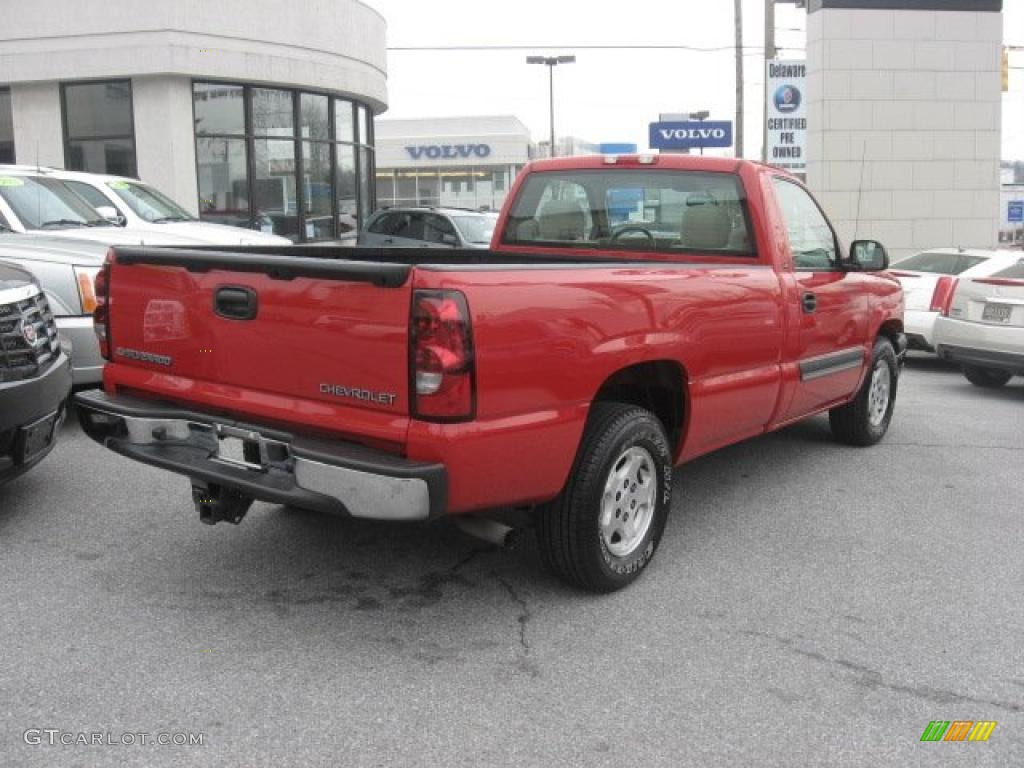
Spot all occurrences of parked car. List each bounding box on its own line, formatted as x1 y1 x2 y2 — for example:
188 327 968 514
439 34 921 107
358 207 498 249
75 154 903 592
934 255 1024 387
0 259 71 484
0 166 214 247
0 235 113 386
889 248 1022 352
41 168 292 246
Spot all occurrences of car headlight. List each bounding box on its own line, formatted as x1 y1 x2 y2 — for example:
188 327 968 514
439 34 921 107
74 265 101 314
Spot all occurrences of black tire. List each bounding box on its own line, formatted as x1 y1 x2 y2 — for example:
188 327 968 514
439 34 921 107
961 365 1012 389
829 338 898 447
536 403 673 593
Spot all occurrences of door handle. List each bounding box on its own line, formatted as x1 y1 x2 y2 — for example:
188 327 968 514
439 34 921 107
802 292 817 314
214 286 258 321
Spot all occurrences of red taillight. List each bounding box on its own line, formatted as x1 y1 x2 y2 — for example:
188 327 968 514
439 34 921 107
929 276 958 316
411 290 474 421
93 250 113 360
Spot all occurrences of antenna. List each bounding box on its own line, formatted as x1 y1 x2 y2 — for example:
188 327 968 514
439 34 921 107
852 139 867 242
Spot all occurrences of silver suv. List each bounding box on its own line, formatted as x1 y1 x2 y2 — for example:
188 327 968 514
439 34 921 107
357 207 498 249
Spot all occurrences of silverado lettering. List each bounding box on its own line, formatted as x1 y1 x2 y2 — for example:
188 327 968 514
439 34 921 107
76 155 905 593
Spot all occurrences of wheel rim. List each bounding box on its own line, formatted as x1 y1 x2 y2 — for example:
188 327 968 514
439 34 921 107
867 360 891 427
599 446 657 558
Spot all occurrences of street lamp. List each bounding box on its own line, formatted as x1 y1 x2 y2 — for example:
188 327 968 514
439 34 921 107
526 55 576 158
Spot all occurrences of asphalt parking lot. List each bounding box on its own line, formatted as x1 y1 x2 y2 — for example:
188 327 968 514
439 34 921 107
1 355 1022 767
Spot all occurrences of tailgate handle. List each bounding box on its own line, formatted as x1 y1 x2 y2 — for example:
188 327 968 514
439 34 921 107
214 286 258 320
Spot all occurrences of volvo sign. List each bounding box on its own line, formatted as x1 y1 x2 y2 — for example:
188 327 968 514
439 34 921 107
405 144 492 160
648 121 733 151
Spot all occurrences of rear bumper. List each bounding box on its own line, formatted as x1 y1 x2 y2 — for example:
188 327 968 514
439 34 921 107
933 316 1024 372
904 309 937 350
937 345 1024 375
55 315 104 386
74 390 447 520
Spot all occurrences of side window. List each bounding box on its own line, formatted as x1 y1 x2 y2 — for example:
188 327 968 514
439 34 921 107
367 212 398 234
423 214 455 244
64 180 116 212
772 178 838 270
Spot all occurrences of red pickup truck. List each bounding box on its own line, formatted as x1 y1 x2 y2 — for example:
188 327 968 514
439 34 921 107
76 155 904 591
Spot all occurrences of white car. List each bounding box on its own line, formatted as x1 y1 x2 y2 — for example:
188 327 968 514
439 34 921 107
934 255 1024 387
0 165 289 246
889 248 1023 353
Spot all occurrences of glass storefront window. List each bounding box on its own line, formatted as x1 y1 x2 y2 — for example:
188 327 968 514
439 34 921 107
358 147 374 217
193 83 245 135
357 104 370 146
336 143 358 237
62 80 136 176
300 94 329 141
192 82 374 242
253 138 299 240
66 138 137 178
196 137 251 229
252 88 294 137
0 89 15 164
302 141 333 240
335 100 355 144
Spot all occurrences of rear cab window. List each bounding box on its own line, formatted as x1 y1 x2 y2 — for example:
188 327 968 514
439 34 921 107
501 170 756 257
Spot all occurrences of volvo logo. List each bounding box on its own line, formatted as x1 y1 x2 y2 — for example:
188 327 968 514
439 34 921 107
773 84 802 113
21 322 37 346
405 144 492 160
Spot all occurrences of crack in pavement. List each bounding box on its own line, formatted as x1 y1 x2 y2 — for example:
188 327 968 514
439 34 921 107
878 442 1022 451
741 630 1024 714
496 575 531 654
450 546 497 573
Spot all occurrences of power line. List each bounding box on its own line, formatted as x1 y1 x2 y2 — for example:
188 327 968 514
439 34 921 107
387 44 771 52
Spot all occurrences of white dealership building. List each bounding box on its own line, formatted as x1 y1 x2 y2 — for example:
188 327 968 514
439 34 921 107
805 0 1004 260
374 116 534 211
0 0 386 241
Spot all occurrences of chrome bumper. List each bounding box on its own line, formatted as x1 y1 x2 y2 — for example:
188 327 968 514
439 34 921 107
55 315 104 386
74 390 446 520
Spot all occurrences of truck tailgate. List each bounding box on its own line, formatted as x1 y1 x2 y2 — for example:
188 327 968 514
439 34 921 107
106 248 413 422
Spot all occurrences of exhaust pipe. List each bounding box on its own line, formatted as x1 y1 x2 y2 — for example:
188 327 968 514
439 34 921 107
454 516 520 549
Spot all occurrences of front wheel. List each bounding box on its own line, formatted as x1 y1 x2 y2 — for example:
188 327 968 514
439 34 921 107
829 338 898 446
536 403 673 592
961 365 1012 389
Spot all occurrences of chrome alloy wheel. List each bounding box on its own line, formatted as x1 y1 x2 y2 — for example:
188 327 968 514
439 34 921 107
599 446 657 558
867 359 891 427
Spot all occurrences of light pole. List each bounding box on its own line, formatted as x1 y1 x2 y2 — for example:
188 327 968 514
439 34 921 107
526 55 576 158
689 110 710 156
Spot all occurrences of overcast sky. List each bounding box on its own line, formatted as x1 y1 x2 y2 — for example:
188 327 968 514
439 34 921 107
368 0 1024 161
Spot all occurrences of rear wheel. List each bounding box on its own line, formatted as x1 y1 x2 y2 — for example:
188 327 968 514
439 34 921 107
961 365 1012 389
536 403 673 593
829 338 898 447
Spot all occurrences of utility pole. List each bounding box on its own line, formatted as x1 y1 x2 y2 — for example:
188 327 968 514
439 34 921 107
763 0 776 163
734 0 745 159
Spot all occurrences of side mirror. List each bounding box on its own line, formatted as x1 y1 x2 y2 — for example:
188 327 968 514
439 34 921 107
95 206 126 226
849 239 889 271
441 232 459 247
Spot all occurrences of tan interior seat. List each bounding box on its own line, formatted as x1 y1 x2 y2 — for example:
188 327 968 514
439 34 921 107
536 199 587 241
680 194 731 250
